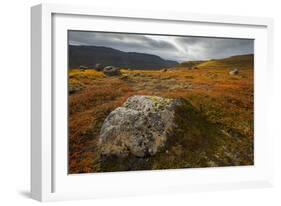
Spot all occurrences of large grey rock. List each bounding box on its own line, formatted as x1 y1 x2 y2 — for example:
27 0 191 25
103 66 121 76
99 95 182 157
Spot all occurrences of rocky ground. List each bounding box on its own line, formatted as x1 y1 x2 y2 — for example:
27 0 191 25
68 67 254 173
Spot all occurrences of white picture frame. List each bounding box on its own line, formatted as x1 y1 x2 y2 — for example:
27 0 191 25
31 3 274 202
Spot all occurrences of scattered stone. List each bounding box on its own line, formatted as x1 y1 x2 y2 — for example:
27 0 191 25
207 73 218 79
229 68 239 75
119 75 129 80
162 68 168 72
95 63 104 71
207 161 218 167
69 85 83 94
99 95 184 157
154 84 169 90
79 65 88 71
103 66 121 76
184 83 193 89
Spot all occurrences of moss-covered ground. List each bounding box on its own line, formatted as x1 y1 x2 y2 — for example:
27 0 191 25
68 59 254 173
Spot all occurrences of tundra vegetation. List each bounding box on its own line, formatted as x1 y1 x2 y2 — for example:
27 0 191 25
68 54 254 174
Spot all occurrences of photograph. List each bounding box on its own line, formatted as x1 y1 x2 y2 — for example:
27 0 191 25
68 30 254 174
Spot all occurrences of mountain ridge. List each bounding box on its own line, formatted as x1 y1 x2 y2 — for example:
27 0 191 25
68 45 178 70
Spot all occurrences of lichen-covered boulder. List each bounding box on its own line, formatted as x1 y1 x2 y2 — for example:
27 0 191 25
99 95 183 157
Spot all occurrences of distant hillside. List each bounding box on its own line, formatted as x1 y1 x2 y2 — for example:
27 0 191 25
69 45 178 70
177 60 206 68
196 54 254 70
177 54 254 70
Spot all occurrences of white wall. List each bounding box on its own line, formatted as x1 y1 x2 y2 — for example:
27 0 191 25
0 0 280 205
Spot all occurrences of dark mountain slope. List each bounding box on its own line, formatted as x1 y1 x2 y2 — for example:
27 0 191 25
69 45 178 70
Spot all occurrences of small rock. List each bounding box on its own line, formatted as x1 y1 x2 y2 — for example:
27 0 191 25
95 63 104 71
69 85 82 94
229 68 239 75
79 65 88 71
207 73 218 79
207 161 218 167
120 75 129 80
103 66 121 76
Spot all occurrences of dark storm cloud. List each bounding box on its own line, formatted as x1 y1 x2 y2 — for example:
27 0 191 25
69 31 179 57
69 31 254 62
70 32 168 48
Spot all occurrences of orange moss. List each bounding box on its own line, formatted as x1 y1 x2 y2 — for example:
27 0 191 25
68 67 254 173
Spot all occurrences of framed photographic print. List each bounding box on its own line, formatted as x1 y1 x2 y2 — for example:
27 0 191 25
31 3 274 201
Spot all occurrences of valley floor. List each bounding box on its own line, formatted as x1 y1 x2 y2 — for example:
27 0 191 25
68 67 254 173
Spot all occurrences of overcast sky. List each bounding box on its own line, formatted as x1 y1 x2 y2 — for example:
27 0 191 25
69 31 254 63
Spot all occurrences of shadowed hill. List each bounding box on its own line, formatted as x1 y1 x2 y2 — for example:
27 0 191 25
69 45 178 70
